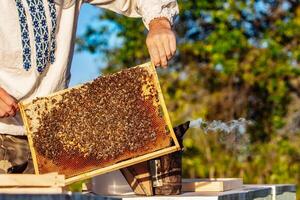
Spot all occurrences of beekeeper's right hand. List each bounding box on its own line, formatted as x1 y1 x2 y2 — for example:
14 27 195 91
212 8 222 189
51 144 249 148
0 87 18 118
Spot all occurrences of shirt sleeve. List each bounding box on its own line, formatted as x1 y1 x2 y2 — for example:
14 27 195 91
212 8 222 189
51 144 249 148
85 0 179 28
137 0 179 28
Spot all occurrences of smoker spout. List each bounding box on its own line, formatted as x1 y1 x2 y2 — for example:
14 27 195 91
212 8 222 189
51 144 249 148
173 121 190 147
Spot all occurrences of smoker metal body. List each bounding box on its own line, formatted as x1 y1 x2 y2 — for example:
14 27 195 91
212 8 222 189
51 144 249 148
150 121 190 195
121 121 190 196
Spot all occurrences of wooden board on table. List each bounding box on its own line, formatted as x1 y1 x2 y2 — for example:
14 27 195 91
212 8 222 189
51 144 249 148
19 62 180 185
0 173 65 187
182 178 243 192
0 187 62 194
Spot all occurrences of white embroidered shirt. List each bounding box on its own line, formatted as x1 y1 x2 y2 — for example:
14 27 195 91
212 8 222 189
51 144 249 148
0 0 179 135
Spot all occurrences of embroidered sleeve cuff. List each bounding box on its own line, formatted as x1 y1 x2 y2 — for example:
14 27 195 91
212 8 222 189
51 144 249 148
138 0 179 29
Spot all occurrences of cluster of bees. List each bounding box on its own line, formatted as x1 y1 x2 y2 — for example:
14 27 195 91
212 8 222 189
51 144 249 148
26 67 168 165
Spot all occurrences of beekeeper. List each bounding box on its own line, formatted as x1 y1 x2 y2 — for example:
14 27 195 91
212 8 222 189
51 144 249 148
0 0 179 173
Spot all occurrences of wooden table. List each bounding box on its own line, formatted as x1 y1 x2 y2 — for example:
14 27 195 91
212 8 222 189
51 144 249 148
0 184 296 200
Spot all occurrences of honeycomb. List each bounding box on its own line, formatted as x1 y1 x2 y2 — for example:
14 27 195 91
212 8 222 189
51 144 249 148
19 63 179 183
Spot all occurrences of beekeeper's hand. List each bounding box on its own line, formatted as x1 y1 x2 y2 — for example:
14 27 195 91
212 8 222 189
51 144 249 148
146 17 176 68
0 87 18 118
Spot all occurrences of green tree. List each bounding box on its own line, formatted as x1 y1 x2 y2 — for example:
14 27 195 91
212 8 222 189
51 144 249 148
78 0 300 198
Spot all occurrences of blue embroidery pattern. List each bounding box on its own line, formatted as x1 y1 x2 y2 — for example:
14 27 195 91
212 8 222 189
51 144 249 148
26 0 50 73
15 0 32 71
15 0 57 73
48 0 57 64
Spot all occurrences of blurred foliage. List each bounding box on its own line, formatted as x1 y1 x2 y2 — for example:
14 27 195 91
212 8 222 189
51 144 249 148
78 0 300 198
68 181 84 192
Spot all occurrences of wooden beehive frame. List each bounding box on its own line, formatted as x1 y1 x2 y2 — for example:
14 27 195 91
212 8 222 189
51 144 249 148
19 62 180 185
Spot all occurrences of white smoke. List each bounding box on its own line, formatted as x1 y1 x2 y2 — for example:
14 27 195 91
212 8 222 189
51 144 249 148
188 118 253 158
189 118 252 135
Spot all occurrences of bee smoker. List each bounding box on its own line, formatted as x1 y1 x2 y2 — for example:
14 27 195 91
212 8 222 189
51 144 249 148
149 121 190 195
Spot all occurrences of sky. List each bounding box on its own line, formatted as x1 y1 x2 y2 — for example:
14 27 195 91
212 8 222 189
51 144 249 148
69 4 102 86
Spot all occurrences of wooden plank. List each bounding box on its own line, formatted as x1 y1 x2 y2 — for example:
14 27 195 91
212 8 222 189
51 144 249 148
65 146 179 185
121 162 153 196
148 63 180 149
19 103 39 175
0 187 62 194
182 178 243 192
0 174 65 187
